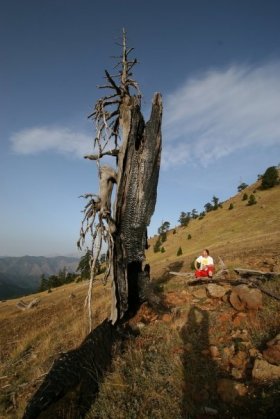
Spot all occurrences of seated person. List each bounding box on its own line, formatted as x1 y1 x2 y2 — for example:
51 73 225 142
194 249 215 278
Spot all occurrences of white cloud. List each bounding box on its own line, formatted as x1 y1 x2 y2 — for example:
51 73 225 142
10 126 92 157
163 62 280 168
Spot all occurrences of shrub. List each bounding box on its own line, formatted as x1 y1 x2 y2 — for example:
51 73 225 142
261 166 279 189
153 238 161 253
228 203 234 210
172 229 176 234
187 234 192 240
247 194 257 206
242 193 248 201
160 247 165 253
177 247 183 256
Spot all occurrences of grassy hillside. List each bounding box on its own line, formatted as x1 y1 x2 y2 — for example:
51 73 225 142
0 177 279 418
146 177 280 279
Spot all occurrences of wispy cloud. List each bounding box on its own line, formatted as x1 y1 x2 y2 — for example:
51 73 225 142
163 61 280 168
10 126 92 157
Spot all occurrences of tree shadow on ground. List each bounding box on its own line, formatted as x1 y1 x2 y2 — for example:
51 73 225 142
23 320 138 419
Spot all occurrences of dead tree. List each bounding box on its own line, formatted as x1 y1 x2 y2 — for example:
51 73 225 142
80 29 162 327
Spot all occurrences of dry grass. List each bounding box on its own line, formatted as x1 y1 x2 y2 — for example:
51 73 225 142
0 280 111 418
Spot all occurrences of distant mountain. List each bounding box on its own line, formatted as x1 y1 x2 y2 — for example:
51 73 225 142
0 256 79 300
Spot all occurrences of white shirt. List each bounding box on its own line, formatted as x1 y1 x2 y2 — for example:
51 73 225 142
196 255 214 269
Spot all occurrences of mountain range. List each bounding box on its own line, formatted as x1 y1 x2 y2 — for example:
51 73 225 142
0 256 79 300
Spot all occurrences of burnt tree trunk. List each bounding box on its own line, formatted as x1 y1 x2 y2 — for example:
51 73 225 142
111 94 162 322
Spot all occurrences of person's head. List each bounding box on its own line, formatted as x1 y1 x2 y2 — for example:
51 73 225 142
202 249 209 257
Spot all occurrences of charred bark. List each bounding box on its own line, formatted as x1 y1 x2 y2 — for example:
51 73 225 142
111 93 162 323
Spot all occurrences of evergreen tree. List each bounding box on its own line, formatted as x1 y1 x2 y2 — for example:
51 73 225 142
261 166 279 189
179 211 191 227
237 182 248 192
77 249 92 279
247 194 257 206
191 209 198 219
177 246 183 256
204 202 213 213
39 274 49 292
158 221 170 235
153 238 161 253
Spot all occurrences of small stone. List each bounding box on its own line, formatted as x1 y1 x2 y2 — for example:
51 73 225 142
136 322 145 330
230 351 248 369
162 314 172 323
185 342 193 352
217 379 248 403
232 312 247 326
209 345 219 358
252 359 280 381
231 368 243 379
263 344 280 366
249 348 261 358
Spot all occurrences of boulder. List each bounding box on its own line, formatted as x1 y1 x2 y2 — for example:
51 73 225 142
229 285 262 311
252 359 280 381
207 284 227 299
263 335 280 366
263 345 280 366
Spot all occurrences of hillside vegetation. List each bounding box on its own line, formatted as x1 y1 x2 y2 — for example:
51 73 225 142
0 176 279 418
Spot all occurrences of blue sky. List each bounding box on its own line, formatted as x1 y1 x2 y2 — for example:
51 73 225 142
1 0 280 257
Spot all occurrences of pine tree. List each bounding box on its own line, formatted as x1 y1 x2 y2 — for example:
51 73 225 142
247 194 257 206
177 246 183 256
261 166 279 189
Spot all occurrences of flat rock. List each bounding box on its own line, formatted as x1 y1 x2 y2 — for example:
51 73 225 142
263 345 280 366
207 284 227 299
192 288 207 299
252 359 280 381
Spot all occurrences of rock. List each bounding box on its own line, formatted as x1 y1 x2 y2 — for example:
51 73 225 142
185 342 193 352
217 379 248 403
231 368 243 379
249 348 261 358
263 345 280 366
209 345 219 358
232 312 247 326
136 322 145 330
192 288 207 299
202 406 218 415
230 351 248 369
252 359 280 381
266 334 280 347
207 284 227 299
162 314 172 323
229 285 262 311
